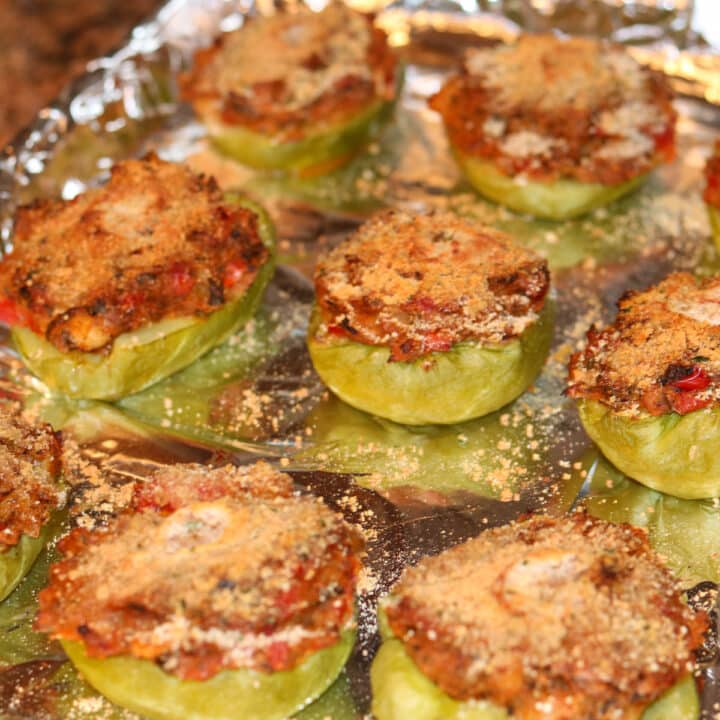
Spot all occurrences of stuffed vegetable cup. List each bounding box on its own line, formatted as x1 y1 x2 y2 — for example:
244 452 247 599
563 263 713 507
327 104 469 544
372 514 707 720
36 461 362 720
307 210 552 425
0 408 64 601
704 141 720 245
429 35 676 220
180 3 398 177
0 154 274 400
568 272 720 499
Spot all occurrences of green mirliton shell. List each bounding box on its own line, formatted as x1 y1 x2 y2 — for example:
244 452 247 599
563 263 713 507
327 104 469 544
577 398 720 499
371 625 699 720
61 628 356 720
11 197 275 401
307 300 554 426
0 510 63 602
452 147 647 221
709 204 720 248
579 451 720 585
209 96 396 177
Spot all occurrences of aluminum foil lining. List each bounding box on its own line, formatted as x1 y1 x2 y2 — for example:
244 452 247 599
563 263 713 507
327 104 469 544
0 0 719 718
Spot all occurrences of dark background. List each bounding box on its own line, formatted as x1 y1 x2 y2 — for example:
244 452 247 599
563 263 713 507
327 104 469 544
0 0 162 146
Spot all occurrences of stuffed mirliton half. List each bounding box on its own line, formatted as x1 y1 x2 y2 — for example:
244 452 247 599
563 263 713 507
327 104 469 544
308 209 553 425
0 408 63 601
36 461 363 720
429 35 675 220
180 2 399 177
0 154 274 400
372 514 707 720
568 272 720 499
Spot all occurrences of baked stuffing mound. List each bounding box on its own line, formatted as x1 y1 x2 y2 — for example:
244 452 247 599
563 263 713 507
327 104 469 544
384 514 707 719
1 153 268 353
568 272 720 416
37 462 363 681
430 35 675 185
313 209 549 362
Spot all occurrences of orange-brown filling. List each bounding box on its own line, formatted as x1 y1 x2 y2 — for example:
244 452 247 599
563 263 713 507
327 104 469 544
568 272 720 416
429 36 675 185
0 154 269 354
0 408 62 549
385 515 706 719
180 5 397 142
705 141 720 209
313 210 549 362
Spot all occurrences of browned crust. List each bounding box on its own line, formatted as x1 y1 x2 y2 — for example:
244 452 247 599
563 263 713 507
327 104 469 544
36 462 363 681
0 408 63 549
312 210 549 362
705 140 720 208
567 272 720 416
385 514 706 719
179 5 398 142
428 35 676 185
0 153 269 353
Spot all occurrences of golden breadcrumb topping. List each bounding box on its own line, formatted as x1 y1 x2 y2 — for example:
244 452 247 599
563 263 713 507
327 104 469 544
429 35 675 184
705 140 720 208
385 514 706 720
37 462 362 681
180 3 397 141
568 272 720 416
0 153 269 353
0 408 63 548
313 210 549 362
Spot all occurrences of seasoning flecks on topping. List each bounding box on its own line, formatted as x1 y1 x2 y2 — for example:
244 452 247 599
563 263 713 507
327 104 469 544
313 210 549 362
429 35 675 184
384 515 706 719
0 153 269 354
568 272 720 417
180 3 397 142
36 462 363 681
0 408 63 549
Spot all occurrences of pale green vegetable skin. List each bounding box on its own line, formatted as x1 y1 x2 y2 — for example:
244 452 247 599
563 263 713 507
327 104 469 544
61 628 355 720
210 98 393 175
578 398 720 499
307 301 553 426
0 516 59 602
582 453 720 585
453 148 647 220
11 197 275 401
710 204 720 248
371 638 699 720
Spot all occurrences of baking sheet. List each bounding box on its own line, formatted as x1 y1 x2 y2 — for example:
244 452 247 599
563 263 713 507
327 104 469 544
1 0 720 717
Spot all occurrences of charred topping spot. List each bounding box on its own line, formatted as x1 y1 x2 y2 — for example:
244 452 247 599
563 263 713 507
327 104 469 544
36 462 363 681
339 317 358 335
313 210 549 362
208 279 225 306
660 363 697 386
0 154 269 353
